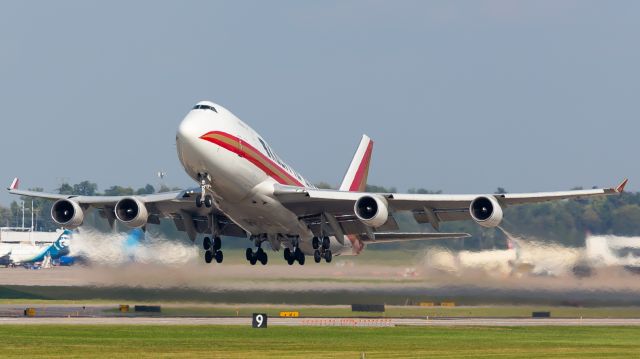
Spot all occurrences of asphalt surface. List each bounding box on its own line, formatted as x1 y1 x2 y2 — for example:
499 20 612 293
3 316 640 326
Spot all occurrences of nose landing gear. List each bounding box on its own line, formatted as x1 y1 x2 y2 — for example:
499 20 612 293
195 173 214 208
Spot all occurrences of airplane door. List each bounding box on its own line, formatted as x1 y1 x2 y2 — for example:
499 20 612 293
237 136 244 158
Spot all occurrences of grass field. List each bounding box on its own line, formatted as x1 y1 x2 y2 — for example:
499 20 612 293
0 325 639 358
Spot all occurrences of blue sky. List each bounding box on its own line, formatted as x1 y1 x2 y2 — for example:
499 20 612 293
1 1 638 205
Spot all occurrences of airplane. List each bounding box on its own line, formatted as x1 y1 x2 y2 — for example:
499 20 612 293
3 229 72 266
7 100 629 266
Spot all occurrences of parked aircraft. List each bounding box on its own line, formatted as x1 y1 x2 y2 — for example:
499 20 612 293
1 230 72 266
8 101 628 265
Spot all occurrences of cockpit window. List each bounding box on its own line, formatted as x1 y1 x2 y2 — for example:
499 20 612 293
192 104 218 113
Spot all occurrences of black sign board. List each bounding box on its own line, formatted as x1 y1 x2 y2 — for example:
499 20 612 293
252 313 268 328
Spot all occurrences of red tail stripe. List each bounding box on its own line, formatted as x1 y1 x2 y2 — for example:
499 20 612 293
348 141 373 192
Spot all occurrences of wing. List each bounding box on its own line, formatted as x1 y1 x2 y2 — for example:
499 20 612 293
274 178 628 233
7 179 246 241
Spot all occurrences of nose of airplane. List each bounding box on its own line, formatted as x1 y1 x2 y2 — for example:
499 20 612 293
177 113 204 144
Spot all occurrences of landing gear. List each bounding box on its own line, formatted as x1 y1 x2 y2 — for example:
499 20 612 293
246 242 268 266
284 246 305 265
203 236 223 264
196 173 213 208
324 250 332 263
311 236 332 263
284 248 295 265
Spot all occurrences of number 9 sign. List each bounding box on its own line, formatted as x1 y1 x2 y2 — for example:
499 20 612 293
252 313 267 328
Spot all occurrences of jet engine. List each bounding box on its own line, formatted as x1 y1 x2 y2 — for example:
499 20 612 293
354 194 389 228
114 197 149 228
469 195 503 228
51 199 84 229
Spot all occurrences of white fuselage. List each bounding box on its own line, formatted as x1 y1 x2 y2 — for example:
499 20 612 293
176 101 352 255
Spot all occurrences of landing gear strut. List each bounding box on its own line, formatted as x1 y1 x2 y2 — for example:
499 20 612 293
203 236 223 263
312 236 332 263
196 173 213 208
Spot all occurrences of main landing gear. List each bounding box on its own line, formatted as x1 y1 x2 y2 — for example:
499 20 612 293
283 246 305 265
246 235 268 265
246 247 268 265
203 236 223 263
312 236 332 263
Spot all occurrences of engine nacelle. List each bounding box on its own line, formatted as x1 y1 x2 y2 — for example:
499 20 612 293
469 195 503 228
114 197 149 228
51 199 84 229
354 194 389 228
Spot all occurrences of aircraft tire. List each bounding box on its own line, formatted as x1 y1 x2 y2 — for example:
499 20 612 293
259 251 268 265
250 256 257 265
196 196 203 208
204 250 213 263
203 237 212 251
312 237 320 250
313 250 322 263
213 236 222 251
324 250 332 263
322 236 330 250
246 248 253 261
284 248 292 261
214 250 223 263
204 195 213 208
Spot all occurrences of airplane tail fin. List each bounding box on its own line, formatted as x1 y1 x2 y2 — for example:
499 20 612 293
339 135 373 192
49 230 72 257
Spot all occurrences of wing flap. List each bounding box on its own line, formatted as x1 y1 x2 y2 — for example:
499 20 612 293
365 232 471 243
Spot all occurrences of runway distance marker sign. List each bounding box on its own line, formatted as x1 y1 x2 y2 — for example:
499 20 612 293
252 313 268 328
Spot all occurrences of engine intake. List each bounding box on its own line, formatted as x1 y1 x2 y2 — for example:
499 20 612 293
51 199 84 229
354 194 389 228
469 195 503 228
114 197 149 228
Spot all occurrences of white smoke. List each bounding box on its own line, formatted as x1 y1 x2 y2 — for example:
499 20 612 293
70 228 199 266
421 228 640 278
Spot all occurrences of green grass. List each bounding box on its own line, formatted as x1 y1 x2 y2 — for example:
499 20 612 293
0 325 639 358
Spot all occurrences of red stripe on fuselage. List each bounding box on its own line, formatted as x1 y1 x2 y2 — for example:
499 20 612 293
199 131 304 187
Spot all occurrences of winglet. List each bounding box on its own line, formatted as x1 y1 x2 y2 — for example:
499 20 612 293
8 178 19 191
615 178 629 193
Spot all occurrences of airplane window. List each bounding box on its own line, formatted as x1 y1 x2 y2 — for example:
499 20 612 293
258 138 274 159
192 104 217 113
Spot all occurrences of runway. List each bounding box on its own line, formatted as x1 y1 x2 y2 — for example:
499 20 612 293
3 316 640 326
